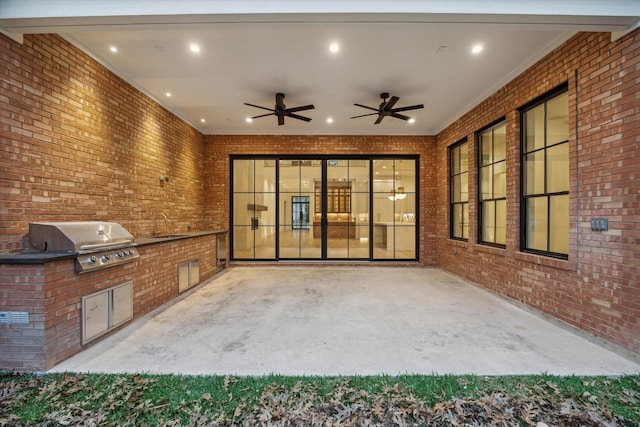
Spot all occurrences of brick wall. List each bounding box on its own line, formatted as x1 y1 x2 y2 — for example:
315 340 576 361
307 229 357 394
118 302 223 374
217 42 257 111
203 134 438 265
436 31 640 354
0 33 206 252
0 234 219 371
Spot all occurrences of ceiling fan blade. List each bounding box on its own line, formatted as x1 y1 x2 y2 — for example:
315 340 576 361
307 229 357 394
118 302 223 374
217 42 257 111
277 114 285 126
391 104 424 113
244 103 275 112
374 115 385 125
286 104 315 113
354 103 379 112
391 113 410 121
251 112 276 119
383 96 400 111
287 113 312 122
350 113 379 119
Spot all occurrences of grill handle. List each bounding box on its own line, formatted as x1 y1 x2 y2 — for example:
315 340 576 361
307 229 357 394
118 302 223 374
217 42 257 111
79 240 134 251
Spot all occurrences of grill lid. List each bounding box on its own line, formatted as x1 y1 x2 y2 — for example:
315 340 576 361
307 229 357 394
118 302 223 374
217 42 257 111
22 221 135 253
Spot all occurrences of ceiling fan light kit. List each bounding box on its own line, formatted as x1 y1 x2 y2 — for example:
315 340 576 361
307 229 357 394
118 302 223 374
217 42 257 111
245 92 423 126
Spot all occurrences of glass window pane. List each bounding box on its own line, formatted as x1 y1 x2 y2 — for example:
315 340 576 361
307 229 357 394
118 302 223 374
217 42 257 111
233 159 255 192
462 204 469 239
482 200 496 243
453 175 461 203
460 143 468 171
546 143 569 193
451 146 460 174
549 195 569 254
547 92 569 145
525 151 545 195
480 132 492 166
254 226 276 259
480 166 492 200
495 199 507 245
233 226 254 258
527 197 548 251
493 124 506 161
460 172 468 202
525 104 545 152
452 204 463 238
493 161 506 198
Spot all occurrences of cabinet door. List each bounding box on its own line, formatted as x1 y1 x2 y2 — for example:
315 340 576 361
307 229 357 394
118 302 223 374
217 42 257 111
111 282 133 327
178 262 190 292
189 260 200 286
83 292 109 344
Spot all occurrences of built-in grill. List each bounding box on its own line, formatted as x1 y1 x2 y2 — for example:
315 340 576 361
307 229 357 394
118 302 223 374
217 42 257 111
22 221 140 273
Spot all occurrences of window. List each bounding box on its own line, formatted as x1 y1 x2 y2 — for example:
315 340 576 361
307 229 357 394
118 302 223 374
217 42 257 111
478 121 507 246
521 85 569 257
450 139 469 240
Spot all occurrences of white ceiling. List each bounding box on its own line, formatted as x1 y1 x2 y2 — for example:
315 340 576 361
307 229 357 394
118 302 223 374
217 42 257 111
1 1 639 136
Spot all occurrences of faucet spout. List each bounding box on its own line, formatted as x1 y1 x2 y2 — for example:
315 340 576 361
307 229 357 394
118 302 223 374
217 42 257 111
153 213 169 237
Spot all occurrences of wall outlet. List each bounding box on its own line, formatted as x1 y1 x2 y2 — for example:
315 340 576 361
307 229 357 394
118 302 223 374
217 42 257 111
591 218 608 231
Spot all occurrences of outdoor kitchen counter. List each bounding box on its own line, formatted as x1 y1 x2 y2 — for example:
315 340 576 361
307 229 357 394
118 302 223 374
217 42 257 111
0 230 227 264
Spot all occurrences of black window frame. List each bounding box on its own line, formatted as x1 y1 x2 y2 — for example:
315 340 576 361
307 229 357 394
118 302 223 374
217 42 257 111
519 82 570 259
477 118 507 248
449 138 469 241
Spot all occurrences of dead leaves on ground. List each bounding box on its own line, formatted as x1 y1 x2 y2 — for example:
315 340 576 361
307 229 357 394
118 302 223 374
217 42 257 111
0 373 638 426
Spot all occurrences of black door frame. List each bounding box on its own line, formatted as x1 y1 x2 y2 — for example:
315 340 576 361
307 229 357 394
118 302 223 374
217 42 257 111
230 154 419 262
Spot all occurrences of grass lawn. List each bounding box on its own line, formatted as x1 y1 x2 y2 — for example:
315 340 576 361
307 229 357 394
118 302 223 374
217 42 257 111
1 373 639 426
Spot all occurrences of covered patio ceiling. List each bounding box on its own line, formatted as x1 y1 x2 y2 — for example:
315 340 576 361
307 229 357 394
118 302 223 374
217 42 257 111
1 0 638 136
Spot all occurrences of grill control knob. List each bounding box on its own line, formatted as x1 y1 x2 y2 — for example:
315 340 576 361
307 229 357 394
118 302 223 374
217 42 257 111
87 256 97 264
101 254 110 262
114 252 121 258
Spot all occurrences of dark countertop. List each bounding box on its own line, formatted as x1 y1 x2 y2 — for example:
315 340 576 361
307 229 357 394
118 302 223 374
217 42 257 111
0 230 228 265
135 230 227 247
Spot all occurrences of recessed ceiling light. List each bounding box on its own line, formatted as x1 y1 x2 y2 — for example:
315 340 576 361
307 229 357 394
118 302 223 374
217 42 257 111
329 42 340 53
190 44 201 53
472 44 483 54
245 117 253 123
200 118 206 123
109 46 118 53
408 118 416 124
326 117 334 124
165 92 172 97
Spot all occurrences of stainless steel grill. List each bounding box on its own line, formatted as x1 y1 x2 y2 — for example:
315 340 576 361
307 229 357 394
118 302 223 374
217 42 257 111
22 221 140 273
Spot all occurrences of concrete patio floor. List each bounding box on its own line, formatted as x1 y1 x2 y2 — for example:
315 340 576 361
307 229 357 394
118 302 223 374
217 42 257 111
50 267 640 376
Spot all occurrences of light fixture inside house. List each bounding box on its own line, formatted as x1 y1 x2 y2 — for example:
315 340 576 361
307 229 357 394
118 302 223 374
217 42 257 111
408 118 415 124
109 46 118 53
200 118 206 123
326 117 334 123
189 43 201 53
388 187 407 201
472 44 483 54
245 117 253 123
329 42 340 53
165 92 172 97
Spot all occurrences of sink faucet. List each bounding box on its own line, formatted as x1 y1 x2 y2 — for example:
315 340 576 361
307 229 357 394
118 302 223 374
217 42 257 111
153 213 168 237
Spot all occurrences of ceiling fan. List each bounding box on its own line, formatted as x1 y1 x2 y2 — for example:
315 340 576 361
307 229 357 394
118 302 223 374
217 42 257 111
244 92 315 126
351 92 424 124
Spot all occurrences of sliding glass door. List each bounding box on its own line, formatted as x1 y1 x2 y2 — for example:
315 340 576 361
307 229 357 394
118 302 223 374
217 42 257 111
231 156 417 261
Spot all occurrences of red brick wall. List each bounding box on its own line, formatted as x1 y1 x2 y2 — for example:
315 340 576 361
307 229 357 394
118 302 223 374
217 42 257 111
436 31 640 354
0 33 206 252
0 234 218 371
203 134 438 265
